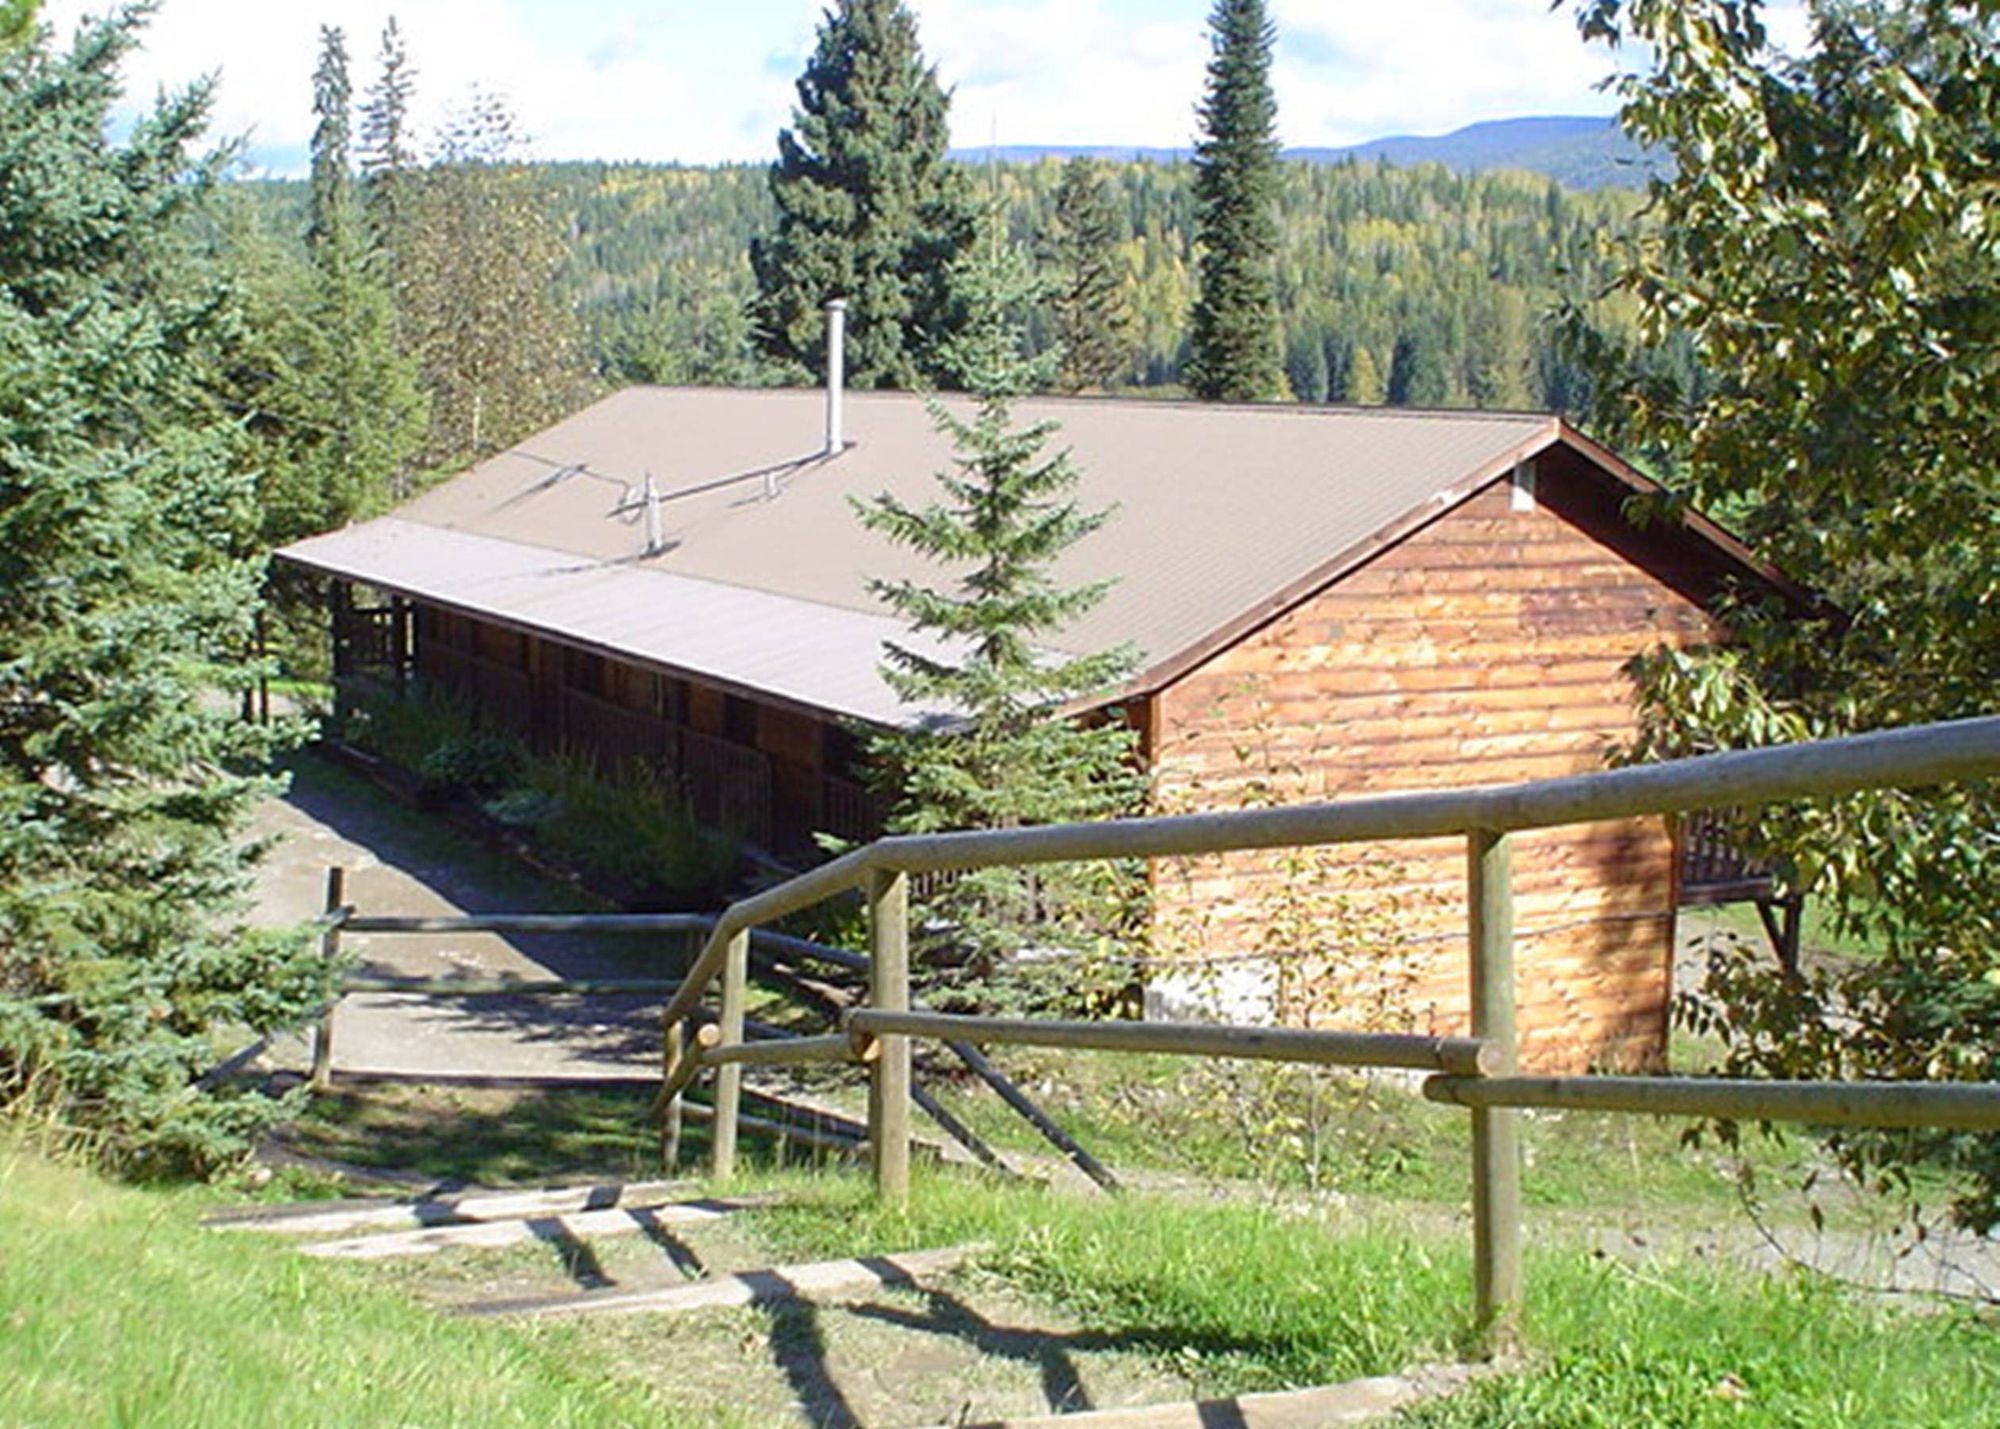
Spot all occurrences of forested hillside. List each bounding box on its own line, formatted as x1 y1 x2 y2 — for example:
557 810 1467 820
246 155 1651 414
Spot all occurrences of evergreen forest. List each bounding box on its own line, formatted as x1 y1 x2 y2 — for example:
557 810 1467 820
237 154 1651 417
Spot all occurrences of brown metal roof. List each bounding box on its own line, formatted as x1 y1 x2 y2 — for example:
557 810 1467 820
283 388 1577 724
282 518 977 727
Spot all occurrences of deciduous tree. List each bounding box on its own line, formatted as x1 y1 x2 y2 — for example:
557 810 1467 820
1573 0 2000 1229
396 89 589 463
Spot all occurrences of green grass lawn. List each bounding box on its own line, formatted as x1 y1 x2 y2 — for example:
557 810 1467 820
730 1169 2000 1423
0 1138 718 1429
11 1113 1995 1429
1399 1256 2000 1427
897 1045 1829 1223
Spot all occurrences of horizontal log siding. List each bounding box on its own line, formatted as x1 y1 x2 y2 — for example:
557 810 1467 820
1152 482 1719 1073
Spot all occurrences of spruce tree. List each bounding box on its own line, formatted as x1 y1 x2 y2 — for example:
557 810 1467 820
1041 157 1133 393
855 226 1143 1006
358 17 416 270
0 12 330 1172
1184 0 1284 402
307 25 352 260
751 0 976 389
0 1 32 52
1386 326 1450 406
262 24 424 532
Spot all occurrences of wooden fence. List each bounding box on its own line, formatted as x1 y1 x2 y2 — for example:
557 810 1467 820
656 714 2000 1352
301 895 1091 1175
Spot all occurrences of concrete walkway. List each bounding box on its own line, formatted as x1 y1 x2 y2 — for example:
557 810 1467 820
250 753 688 1082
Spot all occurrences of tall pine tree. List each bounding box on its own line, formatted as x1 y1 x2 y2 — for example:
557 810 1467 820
0 11 331 1172
306 25 353 260
1184 0 1284 402
1041 157 1134 393
751 0 976 389
260 24 424 534
855 224 1142 1005
358 16 416 269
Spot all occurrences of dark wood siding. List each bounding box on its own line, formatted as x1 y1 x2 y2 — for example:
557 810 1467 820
408 608 885 860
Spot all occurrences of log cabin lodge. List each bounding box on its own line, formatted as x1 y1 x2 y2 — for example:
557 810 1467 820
279 377 1804 1073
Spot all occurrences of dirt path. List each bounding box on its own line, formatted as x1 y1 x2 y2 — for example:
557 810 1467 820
251 751 681 1082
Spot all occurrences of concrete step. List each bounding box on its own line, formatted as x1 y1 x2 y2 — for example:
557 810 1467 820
206 1178 697 1237
459 1242 985 1319
299 1195 771 1260
918 1370 1469 1429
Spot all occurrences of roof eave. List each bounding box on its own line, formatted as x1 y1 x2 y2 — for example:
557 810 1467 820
275 540 921 733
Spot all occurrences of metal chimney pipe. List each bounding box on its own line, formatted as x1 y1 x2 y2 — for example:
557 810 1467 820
642 473 663 554
824 298 847 457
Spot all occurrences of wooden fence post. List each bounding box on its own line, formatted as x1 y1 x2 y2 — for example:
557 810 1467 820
710 928 750 1180
310 866 345 1089
660 1020 686 1171
868 868 911 1205
1468 829 1522 1354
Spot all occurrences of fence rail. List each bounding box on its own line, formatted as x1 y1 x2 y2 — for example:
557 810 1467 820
655 713 2000 1354
1425 1072 2000 1132
843 1008 1498 1076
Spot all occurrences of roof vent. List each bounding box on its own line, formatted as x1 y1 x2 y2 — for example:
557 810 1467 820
1510 458 1537 513
824 298 847 459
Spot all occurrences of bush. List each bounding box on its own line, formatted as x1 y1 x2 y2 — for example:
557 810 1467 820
417 730 524 797
527 755 741 907
337 689 741 907
334 682 481 774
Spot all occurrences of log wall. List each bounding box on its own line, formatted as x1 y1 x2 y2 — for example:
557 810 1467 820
1151 473 1722 1072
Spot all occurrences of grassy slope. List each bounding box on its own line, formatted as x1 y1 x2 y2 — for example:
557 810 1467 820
0 1142 703 1429
1402 1258 2000 1427
739 1171 2000 1423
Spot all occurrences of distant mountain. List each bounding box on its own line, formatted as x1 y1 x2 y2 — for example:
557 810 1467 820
952 115 1660 191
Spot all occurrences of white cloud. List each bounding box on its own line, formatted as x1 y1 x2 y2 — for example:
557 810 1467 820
36 0 1809 173
39 0 821 170
1270 0 1618 146
920 0 1209 149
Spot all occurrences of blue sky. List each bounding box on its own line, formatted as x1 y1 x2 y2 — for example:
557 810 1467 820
40 0 1667 176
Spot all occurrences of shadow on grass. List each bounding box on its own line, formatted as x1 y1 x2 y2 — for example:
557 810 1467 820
280 1081 857 1189
765 1299 864 1429
767 1282 1305 1427
282 1083 674 1186
525 1214 614 1289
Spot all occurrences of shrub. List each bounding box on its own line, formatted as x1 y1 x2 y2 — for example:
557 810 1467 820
417 730 524 797
527 755 741 907
333 682 481 774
